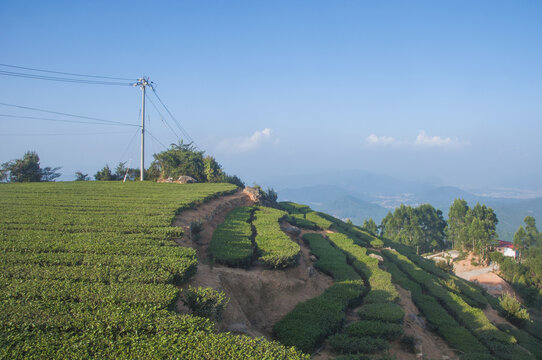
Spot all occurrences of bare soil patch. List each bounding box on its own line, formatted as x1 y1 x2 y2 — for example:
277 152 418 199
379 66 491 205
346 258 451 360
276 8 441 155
469 272 521 299
453 253 487 273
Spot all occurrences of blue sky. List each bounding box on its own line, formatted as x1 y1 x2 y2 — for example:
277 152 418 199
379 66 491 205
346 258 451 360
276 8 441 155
1 1 541 193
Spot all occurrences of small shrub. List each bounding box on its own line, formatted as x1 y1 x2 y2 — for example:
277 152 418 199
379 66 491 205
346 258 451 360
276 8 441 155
370 238 384 249
358 303 404 323
400 335 417 353
435 260 453 273
498 292 530 327
190 219 203 242
328 334 388 354
460 353 496 360
344 320 403 340
182 286 229 321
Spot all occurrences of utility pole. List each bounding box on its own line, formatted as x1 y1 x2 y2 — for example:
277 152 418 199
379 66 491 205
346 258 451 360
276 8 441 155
133 77 153 181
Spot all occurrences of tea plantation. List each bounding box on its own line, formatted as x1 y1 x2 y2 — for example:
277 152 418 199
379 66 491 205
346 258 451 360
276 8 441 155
0 182 307 359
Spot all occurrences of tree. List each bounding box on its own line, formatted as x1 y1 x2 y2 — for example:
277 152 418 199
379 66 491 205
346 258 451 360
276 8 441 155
446 199 469 250
75 171 89 181
0 151 61 182
114 162 128 180
363 218 378 235
151 141 205 182
381 204 446 254
514 226 527 263
203 156 223 182
524 216 539 247
94 164 114 181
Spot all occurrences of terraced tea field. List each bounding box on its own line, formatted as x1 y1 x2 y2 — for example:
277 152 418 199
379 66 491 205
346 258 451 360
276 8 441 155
0 182 307 359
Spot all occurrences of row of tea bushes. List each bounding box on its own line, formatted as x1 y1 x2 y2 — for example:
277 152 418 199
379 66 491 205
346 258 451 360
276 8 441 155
209 206 255 267
252 206 301 268
0 182 308 359
273 233 364 353
383 249 535 360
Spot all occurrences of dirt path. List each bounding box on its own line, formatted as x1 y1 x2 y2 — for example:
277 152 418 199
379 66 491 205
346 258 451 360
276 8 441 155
173 192 334 339
392 285 459 360
173 189 253 262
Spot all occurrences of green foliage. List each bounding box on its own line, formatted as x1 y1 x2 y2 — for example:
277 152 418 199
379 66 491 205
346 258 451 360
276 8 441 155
446 199 499 262
491 217 542 308
253 206 300 268
459 354 497 360
305 211 334 229
278 201 311 215
190 219 203 242
327 232 399 304
94 163 114 180
383 258 489 355
274 232 363 353
151 141 206 181
0 182 309 359
209 206 254 267
498 293 530 327
284 214 319 230
362 218 378 235
370 238 384 248
497 323 542 359
381 203 447 253
382 249 525 358
273 281 364 354
436 259 454 272
1 151 61 182
182 286 229 321
302 233 360 282
358 303 404 323
74 171 89 181
388 242 488 307
328 334 388 354
203 156 223 182
344 320 403 340
400 335 417 353
148 142 244 186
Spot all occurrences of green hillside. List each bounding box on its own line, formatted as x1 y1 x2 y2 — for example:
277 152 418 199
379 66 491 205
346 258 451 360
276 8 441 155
0 182 307 359
2 183 541 359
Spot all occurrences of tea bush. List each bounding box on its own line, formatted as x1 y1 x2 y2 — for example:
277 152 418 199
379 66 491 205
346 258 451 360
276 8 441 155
209 206 254 267
253 206 300 268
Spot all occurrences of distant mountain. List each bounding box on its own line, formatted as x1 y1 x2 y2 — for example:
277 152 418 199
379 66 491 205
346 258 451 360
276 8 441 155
264 170 542 242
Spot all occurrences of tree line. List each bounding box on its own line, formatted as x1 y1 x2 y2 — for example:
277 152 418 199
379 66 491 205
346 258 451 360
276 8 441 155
365 199 498 260
492 217 542 307
1 143 244 187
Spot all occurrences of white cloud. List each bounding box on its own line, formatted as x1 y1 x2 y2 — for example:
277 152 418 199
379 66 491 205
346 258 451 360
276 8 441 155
365 134 399 146
365 130 463 149
218 128 277 153
414 130 457 148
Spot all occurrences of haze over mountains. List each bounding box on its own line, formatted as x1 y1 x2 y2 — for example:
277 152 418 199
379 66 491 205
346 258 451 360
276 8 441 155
261 170 542 242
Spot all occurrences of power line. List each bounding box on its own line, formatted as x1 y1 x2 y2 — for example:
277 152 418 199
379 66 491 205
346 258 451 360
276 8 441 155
146 129 168 150
0 63 136 81
0 131 133 136
119 127 142 164
150 88 197 147
0 102 139 127
0 114 139 127
0 70 133 86
145 93 181 141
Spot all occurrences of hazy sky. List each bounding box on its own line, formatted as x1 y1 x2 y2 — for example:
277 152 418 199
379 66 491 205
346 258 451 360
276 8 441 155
1 1 541 192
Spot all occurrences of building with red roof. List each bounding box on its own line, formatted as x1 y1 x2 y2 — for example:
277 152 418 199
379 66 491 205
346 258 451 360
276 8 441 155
496 240 517 258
